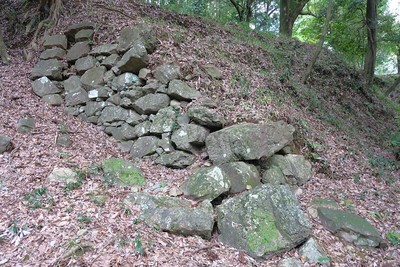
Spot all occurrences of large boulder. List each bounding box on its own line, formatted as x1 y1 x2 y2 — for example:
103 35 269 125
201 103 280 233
40 47 66 60
43 34 67 50
130 136 160 158
180 166 231 201
216 184 311 258
206 122 295 165
64 76 89 106
167 79 201 101
263 154 312 186
80 66 106 90
154 63 180 84
155 151 196 168
90 44 118 56
32 59 63 80
32 76 62 97
98 106 131 125
219 162 261 194
0 135 12 154
75 56 97 75
66 41 91 62
117 23 157 53
171 124 209 153
187 106 225 129
133 93 170 115
124 193 214 239
101 158 145 186
317 207 383 247
117 43 149 74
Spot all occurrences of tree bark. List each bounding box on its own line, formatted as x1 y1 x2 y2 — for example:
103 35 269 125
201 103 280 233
397 45 400 74
385 75 400 96
229 0 254 22
301 0 333 84
0 33 10 64
364 0 377 85
279 0 310 36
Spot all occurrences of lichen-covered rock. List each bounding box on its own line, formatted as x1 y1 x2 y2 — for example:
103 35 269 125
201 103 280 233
111 73 143 92
43 34 67 50
88 87 110 99
262 165 287 185
0 135 12 154
154 63 180 84
101 158 145 186
47 167 78 183
307 198 339 219
75 56 97 75
155 151 195 168
124 193 214 239
32 59 63 80
66 41 91 62
65 88 89 106
171 124 209 153
40 47 66 60
84 101 107 117
216 184 311 258
65 21 95 42
317 207 383 247
133 93 170 115
167 79 201 101
130 136 160 158
265 154 312 186
299 238 330 266
42 94 63 106
206 122 295 164
32 76 62 97
187 106 225 129
117 23 157 53
219 162 261 194
81 66 106 90
117 43 149 74
149 107 178 134
180 166 231 201
98 106 132 125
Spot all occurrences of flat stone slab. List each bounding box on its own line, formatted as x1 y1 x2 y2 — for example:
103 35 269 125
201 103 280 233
32 76 62 97
43 34 67 50
66 41 91 62
32 59 63 80
40 47 66 60
318 207 383 247
101 158 145 186
167 79 201 101
47 167 78 183
155 151 196 168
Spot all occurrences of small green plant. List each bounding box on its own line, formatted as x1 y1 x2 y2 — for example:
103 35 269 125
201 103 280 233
133 231 146 256
370 211 383 219
23 187 48 209
317 256 331 264
58 122 69 134
77 213 92 224
89 194 107 207
64 169 86 194
386 231 400 245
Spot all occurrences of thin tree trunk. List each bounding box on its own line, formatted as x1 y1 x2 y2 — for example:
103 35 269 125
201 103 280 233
301 0 333 84
0 33 10 64
397 46 400 74
385 76 400 96
364 0 377 85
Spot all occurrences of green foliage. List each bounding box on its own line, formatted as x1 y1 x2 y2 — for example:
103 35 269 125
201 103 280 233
77 213 92 224
134 231 146 256
386 231 400 245
23 186 52 209
64 170 85 194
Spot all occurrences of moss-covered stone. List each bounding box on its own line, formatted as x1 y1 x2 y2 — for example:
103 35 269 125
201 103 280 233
101 158 145 186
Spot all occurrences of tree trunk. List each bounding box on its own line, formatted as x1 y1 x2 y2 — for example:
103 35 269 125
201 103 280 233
0 33 10 64
229 0 254 22
397 45 400 74
279 0 310 37
301 0 333 84
385 75 400 96
364 0 377 85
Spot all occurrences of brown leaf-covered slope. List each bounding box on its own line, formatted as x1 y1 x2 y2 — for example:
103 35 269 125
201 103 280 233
0 0 399 266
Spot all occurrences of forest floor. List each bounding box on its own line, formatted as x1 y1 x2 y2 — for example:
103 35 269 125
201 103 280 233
0 0 399 266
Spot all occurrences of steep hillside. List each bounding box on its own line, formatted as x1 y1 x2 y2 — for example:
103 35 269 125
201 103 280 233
0 0 399 266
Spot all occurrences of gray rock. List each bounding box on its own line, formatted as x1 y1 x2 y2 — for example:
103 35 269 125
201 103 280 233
155 151 195 168
40 47 66 60
125 193 213 239
17 115 35 134
317 207 383 247
43 34 67 50
308 198 339 219
149 107 178 134
75 29 94 42
133 93 170 115
102 158 145 186
206 122 295 164
117 43 149 74
88 87 110 99
138 68 151 79
65 21 96 42
75 56 97 75
126 111 145 126
85 101 107 117
262 165 287 185
65 88 89 106
101 54 120 68
180 166 230 201
32 76 62 97
120 89 145 102
106 93 121 105
201 64 223 79
32 59 63 80
142 81 161 94
171 124 209 153
154 63 180 84
64 75 82 93
112 73 143 92
187 106 225 129
0 135 12 154
130 136 160 158
278 258 303 267
120 123 138 140
131 121 151 137
47 167 78 183
66 41 91 62
117 23 157 53
42 94 63 106
167 79 201 101
98 106 130 124
91 44 118 56
81 66 106 90
220 162 261 194
56 133 72 147
299 238 330 265
216 184 311 258
265 154 312 186
118 141 134 153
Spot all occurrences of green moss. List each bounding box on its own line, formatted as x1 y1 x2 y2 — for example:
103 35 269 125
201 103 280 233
102 158 146 186
247 209 284 254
